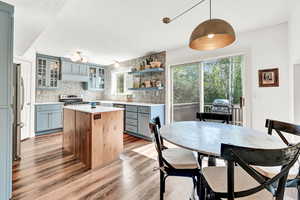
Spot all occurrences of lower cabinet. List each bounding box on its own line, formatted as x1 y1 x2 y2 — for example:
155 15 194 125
36 111 51 132
124 104 165 140
35 104 63 135
138 113 151 138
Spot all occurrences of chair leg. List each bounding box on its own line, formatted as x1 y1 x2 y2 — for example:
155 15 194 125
197 174 206 200
297 185 300 200
160 171 166 200
191 177 197 200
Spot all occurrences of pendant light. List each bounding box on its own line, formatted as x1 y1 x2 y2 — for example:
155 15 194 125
189 0 235 50
162 0 236 51
70 51 88 63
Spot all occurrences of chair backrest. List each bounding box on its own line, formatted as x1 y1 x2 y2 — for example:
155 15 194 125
220 143 300 200
265 119 300 146
151 116 166 149
196 112 232 124
149 118 173 169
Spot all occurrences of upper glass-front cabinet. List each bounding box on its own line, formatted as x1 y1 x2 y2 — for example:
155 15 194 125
87 66 105 90
36 54 60 89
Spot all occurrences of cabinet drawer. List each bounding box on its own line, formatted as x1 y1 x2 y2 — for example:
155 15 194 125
125 118 138 126
126 111 138 119
36 104 62 112
125 124 138 133
138 106 150 114
126 105 138 112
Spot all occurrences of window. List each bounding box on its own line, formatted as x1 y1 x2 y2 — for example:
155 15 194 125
203 55 243 105
116 73 125 94
112 71 132 95
172 63 200 104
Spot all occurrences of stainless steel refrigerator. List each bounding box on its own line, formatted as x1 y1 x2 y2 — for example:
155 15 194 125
12 63 25 161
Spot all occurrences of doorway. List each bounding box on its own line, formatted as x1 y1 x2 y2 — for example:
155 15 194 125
170 62 201 122
170 55 245 124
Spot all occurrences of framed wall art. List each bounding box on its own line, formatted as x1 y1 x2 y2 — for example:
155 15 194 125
258 68 279 87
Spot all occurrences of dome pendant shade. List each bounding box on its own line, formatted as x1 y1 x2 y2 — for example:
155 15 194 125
189 19 236 51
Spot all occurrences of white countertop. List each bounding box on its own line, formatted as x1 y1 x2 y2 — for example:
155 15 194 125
94 100 164 107
35 102 64 105
35 100 164 107
64 105 124 114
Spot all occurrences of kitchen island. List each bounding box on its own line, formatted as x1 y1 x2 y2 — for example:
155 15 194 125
63 105 124 169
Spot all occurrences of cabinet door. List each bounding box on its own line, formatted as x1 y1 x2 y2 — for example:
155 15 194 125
47 58 60 88
50 110 63 129
36 111 50 132
138 113 151 138
71 63 80 75
37 58 47 88
80 64 88 76
62 61 72 74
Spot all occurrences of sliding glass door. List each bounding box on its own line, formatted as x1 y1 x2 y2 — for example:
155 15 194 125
171 62 201 122
170 55 244 124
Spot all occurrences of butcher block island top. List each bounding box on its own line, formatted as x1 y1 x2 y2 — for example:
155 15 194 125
63 105 124 169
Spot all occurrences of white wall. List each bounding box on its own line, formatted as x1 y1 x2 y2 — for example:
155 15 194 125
166 23 290 132
289 0 300 124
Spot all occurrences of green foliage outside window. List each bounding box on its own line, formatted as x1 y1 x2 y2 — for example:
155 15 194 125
116 73 125 94
173 63 200 104
172 55 243 105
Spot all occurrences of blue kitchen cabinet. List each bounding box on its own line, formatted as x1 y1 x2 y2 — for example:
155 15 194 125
0 2 14 199
60 57 89 82
51 110 63 129
35 104 63 135
125 104 164 140
36 111 50 132
36 54 61 89
83 66 105 91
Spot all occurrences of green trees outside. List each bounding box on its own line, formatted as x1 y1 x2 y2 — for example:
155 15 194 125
172 55 243 105
173 63 200 104
204 55 243 105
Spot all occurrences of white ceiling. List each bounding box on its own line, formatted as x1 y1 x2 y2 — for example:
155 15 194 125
5 0 288 64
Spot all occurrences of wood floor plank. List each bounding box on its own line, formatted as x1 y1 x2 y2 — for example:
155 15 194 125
12 133 297 200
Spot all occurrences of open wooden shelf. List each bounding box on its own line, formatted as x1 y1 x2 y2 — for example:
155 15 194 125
128 68 164 75
128 87 164 91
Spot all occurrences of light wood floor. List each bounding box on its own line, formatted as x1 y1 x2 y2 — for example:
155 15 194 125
12 133 297 200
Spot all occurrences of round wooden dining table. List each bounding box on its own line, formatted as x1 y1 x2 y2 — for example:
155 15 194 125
160 121 286 157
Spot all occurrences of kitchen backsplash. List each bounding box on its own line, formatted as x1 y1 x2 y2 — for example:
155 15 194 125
36 81 103 102
36 51 166 104
103 51 166 104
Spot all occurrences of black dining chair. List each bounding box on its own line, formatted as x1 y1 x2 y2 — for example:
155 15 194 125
265 119 300 199
149 117 201 200
196 112 232 166
196 112 232 124
202 142 300 200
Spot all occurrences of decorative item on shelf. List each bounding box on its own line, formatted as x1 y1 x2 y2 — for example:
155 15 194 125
144 65 151 69
140 63 145 71
151 79 156 87
141 82 146 88
258 68 279 87
144 80 151 88
150 61 162 68
133 78 140 88
162 0 236 51
156 80 162 88
131 67 137 72
135 66 140 71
